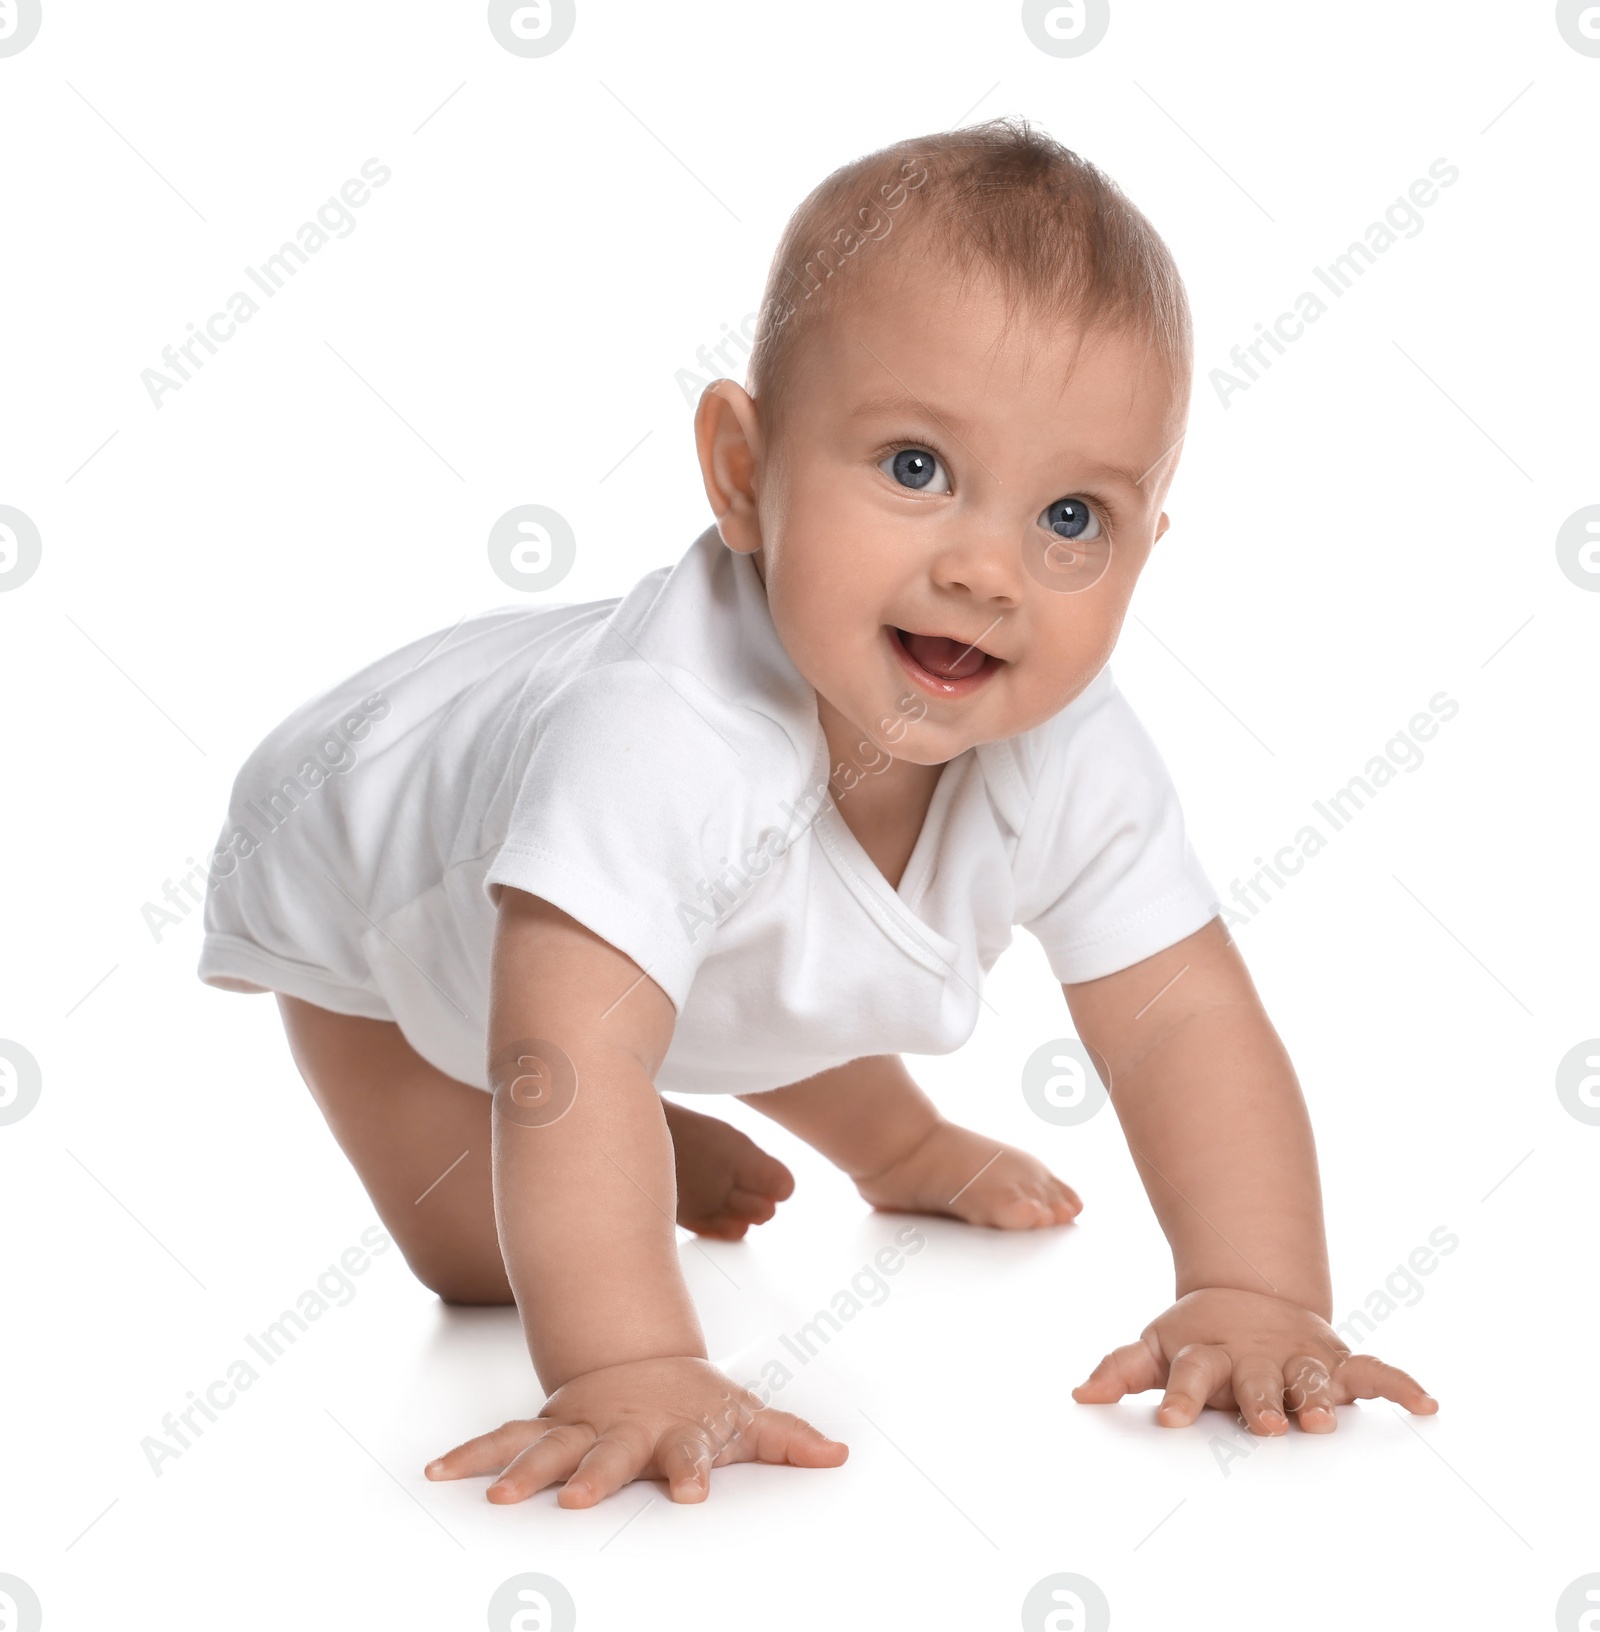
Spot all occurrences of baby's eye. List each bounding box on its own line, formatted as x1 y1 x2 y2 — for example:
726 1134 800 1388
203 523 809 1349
880 446 950 494
1039 496 1101 541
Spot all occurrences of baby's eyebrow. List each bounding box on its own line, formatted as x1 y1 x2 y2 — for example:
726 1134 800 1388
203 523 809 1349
847 392 980 439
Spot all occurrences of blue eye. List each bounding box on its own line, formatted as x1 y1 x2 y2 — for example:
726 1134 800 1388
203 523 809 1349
880 446 949 493
1040 497 1101 541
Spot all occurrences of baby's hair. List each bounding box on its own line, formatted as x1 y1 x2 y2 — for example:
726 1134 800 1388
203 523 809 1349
745 116 1192 438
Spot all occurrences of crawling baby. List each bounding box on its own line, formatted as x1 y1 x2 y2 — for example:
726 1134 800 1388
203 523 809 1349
198 117 1436 1510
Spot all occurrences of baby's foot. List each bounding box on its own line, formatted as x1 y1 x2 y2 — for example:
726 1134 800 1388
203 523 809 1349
854 1119 1081 1230
662 1100 796 1241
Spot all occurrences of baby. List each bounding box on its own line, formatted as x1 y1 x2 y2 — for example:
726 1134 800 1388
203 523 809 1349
198 118 1436 1510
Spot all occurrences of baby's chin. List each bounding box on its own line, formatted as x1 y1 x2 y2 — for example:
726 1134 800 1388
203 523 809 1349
888 717 1027 764
840 697 1043 766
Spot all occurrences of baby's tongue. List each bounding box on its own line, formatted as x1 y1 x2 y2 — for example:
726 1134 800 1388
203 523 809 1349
902 631 986 680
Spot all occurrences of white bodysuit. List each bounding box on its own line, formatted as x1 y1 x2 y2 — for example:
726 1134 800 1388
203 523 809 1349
198 526 1221 1095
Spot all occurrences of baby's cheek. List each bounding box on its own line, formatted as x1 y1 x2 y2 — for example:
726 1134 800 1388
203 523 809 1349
999 663 1082 738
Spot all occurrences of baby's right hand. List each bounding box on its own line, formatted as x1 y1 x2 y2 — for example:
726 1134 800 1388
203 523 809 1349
424 1355 848 1508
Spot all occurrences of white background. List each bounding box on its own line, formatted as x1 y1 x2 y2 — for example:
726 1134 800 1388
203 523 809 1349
2 2 1596 1628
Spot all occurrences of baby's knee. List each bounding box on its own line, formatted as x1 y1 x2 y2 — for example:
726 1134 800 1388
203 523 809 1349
405 1249 516 1307
426 1271 516 1307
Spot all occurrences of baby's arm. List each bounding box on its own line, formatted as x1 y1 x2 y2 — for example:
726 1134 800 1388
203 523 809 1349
487 888 700 1383
1063 916 1438 1435
424 889 847 1506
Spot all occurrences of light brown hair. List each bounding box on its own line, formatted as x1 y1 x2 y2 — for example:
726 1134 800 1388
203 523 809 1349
746 117 1192 435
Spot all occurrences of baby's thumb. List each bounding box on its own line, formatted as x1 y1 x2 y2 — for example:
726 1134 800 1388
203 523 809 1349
1073 1339 1161 1403
744 1407 850 1467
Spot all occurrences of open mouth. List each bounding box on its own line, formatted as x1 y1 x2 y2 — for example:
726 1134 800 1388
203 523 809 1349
888 626 1003 697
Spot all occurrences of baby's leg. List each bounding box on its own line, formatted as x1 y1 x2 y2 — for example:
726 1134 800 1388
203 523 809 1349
276 995 511 1303
738 1055 1082 1230
274 996 797 1304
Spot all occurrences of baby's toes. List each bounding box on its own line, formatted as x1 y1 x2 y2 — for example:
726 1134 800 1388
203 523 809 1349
727 1184 781 1225
987 1171 1082 1230
1045 1181 1083 1223
736 1149 796 1205
1018 1159 1081 1221
684 1210 750 1241
690 1184 784 1240
983 1186 1056 1230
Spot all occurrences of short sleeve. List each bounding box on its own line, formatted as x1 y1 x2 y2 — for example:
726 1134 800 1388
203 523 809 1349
483 658 800 1011
1010 670 1220 984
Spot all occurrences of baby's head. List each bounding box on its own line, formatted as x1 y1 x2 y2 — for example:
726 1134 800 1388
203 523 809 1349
694 118 1193 766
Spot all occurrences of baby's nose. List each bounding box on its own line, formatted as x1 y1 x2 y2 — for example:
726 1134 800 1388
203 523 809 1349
927 527 1027 606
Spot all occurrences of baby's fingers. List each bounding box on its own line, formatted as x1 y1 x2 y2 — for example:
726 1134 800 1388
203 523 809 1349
486 1424 596 1504
1156 1344 1232 1428
657 1433 715 1503
1283 1354 1337 1433
1333 1354 1439 1415
425 1418 550 1482
1230 1355 1287 1435
559 1426 655 1509
733 1407 849 1469
1072 1339 1161 1404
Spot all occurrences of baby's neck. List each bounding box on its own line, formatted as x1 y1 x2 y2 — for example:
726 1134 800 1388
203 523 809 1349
817 699 945 892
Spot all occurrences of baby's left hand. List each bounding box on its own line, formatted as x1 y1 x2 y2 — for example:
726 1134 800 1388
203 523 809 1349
1072 1286 1438 1435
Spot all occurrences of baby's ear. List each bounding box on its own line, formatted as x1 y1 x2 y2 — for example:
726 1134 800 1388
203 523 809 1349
694 381 763 555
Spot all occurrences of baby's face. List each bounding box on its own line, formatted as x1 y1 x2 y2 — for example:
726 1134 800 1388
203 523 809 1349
726 258 1187 766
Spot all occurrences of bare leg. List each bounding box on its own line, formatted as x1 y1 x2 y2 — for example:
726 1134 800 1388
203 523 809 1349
275 995 796 1305
739 1055 1082 1230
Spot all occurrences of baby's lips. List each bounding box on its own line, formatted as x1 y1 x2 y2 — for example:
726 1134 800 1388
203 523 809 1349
899 630 988 679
